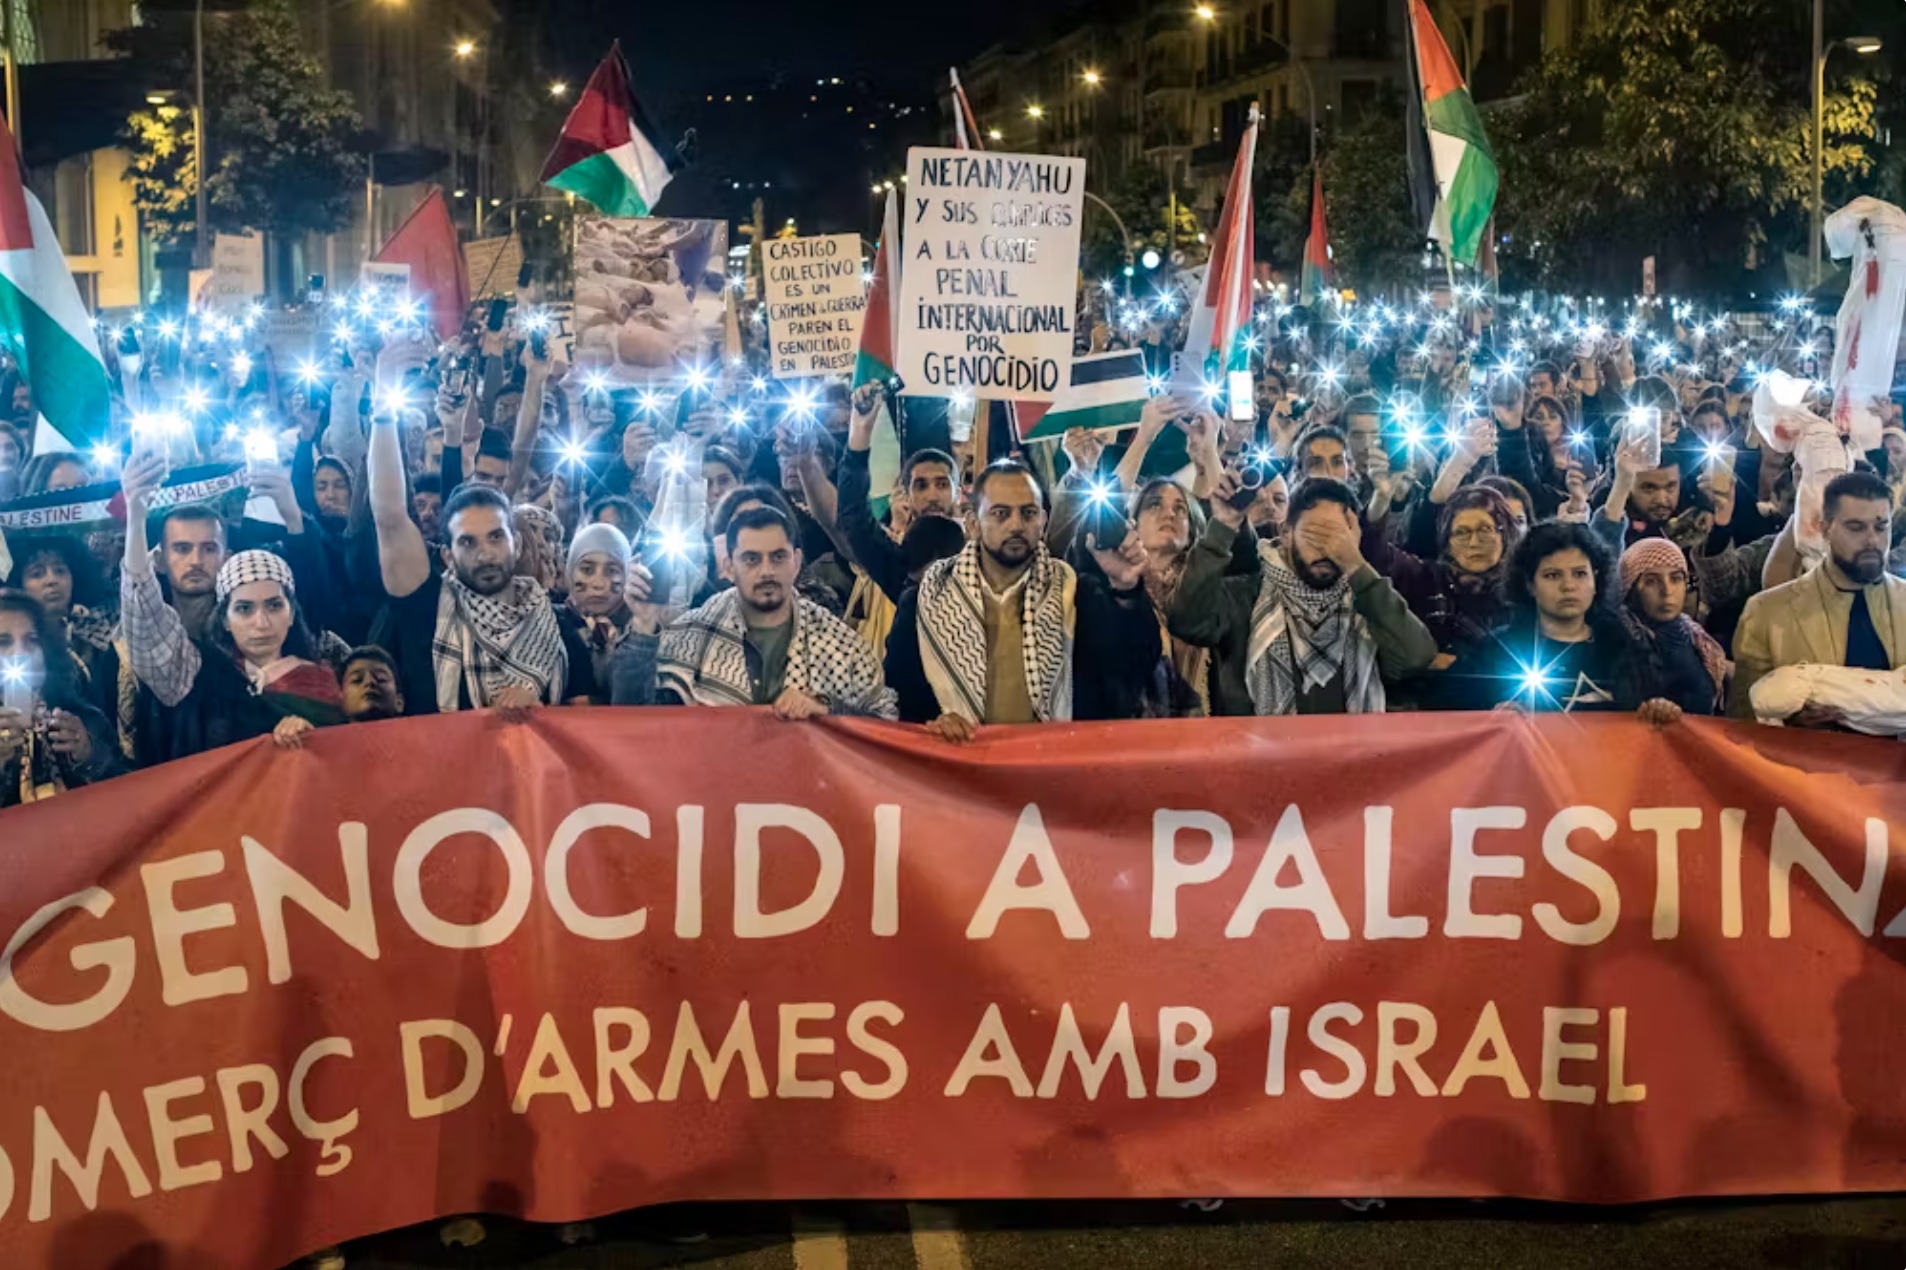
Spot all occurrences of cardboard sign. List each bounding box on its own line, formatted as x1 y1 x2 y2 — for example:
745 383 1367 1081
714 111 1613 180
762 233 866 379
206 232 265 309
896 147 1087 402
464 234 524 301
571 216 729 386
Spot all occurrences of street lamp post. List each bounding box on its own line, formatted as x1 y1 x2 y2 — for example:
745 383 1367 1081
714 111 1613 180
194 0 208 268
1810 11 1882 288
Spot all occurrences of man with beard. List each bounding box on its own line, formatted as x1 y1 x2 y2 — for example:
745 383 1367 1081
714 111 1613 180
611 505 896 718
339 646 405 722
884 461 1158 739
1732 471 1906 722
1170 476 1436 716
836 381 964 604
368 410 593 712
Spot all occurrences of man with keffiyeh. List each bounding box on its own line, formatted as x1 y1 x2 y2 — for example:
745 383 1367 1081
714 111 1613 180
368 412 594 713
1170 475 1437 716
883 461 1161 742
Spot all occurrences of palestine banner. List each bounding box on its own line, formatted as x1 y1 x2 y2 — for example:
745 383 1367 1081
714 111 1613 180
9 710 1906 1270
0 464 248 534
541 41 685 218
1016 350 1151 441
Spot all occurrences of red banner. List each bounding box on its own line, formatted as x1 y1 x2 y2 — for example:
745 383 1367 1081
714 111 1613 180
6 711 1906 1269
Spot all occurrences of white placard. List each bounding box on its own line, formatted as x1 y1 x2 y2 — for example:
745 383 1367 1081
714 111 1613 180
464 234 524 301
762 233 866 379
895 147 1086 403
207 232 265 309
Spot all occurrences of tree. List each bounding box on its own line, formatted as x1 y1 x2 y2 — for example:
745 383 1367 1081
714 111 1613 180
1267 103 1424 297
108 0 367 246
1492 0 1889 295
1082 164 1203 280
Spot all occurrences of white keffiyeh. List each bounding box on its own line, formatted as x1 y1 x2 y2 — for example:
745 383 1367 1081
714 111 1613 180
432 572 568 712
915 539 1077 723
657 587 897 718
1244 544 1383 716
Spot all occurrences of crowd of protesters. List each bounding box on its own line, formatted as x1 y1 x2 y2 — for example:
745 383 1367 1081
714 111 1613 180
1 274 1903 808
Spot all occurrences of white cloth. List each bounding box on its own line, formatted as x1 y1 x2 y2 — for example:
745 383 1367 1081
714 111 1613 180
1826 197 1906 453
1750 662 1906 735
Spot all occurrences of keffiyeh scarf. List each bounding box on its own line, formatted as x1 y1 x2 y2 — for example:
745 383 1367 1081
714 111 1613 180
1245 545 1384 716
432 572 568 712
916 540 1076 723
657 587 896 718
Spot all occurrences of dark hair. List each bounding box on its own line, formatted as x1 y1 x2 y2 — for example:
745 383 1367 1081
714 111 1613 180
412 472 442 498
157 503 226 544
0 588 83 710
1293 423 1349 465
713 483 793 540
588 493 645 533
1823 470 1893 522
1504 519 1616 622
476 427 514 463
1477 474 1534 520
1436 485 1517 556
724 504 795 555
1487 372 1526 410
1626 375 1681 427
903 448 959 487
1528 360 1563 385
314 456 352 489
903 513 966 574
974 459 1046 509
1526 393 1569 425
4 534 106 610
1341 393 1381 422
703 445 744 481
341 644 398 678
17 453 90 496
442 481 513 533
1132 475 1205 539
1287 475 1360 527
212 575 318 665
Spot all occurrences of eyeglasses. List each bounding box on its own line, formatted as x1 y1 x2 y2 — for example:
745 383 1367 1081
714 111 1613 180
1449 526 1501 544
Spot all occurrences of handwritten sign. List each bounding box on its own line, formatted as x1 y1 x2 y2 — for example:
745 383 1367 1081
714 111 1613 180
464 234 524 301
895 147 1086 403
762 233 866 379
206 232 265 310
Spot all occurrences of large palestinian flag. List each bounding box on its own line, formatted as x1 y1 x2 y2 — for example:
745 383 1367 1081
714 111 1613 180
540 42 683 218
1300 166 1333 306
1405 0 1498 265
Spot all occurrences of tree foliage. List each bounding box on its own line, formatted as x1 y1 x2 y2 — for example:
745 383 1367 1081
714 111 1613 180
1260 102 1424 296
1082 163 1204 280
108 0 366 245
1492 0 1889 294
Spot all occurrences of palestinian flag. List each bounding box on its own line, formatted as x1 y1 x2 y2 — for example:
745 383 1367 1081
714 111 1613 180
0 110 109 451
1406 0 1497 265
1017 351 1150 441
852 189 903 508
1173 105 1257 396
1299 166 1333 306
540 42 683 218
0 464 248 536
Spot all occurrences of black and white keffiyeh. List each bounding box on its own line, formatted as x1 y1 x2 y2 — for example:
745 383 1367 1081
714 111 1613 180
915 539 1076 723
432 572 568 711
657 587 897 718
1244 544 1383 716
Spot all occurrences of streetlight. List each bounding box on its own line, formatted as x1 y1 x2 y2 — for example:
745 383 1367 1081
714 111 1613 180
1026 103 1044 119
550 80 569 99
1194 5 1217 21
453 39 476 59
1810 10 1881 287
1081 69 1102 87
987 127 1004 141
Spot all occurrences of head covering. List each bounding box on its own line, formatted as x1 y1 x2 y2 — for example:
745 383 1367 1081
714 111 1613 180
1882 426 1906 448
216 550 296 603
567 521 632 571
1619 537 1687 596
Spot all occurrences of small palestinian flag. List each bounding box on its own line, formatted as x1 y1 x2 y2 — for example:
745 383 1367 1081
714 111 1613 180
1017 351 1150 441
853 189 903 510
1300 166 1333 306
1406 0 1498 265
540 42 684 218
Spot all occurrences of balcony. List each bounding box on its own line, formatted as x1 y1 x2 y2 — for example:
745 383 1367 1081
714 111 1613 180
1196 40 1292 88
1144 68 1194 91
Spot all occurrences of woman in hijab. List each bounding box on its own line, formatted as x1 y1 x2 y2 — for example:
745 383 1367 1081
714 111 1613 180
1616 537 1727 717
559 522 635 690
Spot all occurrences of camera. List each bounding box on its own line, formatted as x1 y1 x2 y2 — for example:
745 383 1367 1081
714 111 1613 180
1227 451 1283 512
1082 484 1130 551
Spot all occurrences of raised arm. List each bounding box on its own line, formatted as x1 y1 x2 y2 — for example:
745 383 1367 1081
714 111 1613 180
118 451 200 706
505 347 553 497
369 408 431 598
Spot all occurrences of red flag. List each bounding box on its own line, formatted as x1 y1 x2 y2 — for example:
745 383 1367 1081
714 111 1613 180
373 188 469 342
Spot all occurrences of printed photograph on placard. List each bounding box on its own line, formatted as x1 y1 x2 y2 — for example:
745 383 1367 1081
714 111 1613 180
571 216 728 385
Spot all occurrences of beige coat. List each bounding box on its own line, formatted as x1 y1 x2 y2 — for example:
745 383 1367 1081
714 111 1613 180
1728 565 1906 718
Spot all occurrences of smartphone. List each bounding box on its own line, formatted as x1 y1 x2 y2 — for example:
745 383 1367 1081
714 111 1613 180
116 327 141 358
1622 407 1663 469
1705 443 1735 497
486 297 510 333
528 324 550 362
306 274 326 306
1084 489 1131 550
1 660 35 716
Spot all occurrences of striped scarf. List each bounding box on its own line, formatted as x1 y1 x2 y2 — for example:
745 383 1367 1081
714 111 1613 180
432 572 568 712
1244 545 1384 716
657 587 897 718
915 540 1076 723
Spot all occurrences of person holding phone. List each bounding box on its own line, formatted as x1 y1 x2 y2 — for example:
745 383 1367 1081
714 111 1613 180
0 589 121 806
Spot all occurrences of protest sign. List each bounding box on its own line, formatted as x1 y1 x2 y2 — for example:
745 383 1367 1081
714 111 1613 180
205 232 265 310
896 148 1086 402
762 233 866 379
7 711 1906 1269
464 234 524 302
572 216 728 386
258 308 322 365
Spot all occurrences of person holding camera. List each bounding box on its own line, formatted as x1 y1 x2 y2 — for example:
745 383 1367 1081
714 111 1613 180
0 590 122 806
1168 473 1436 716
